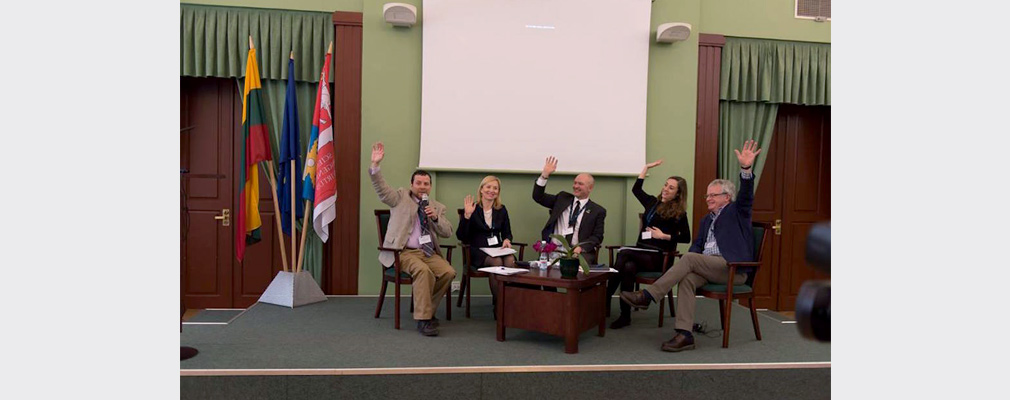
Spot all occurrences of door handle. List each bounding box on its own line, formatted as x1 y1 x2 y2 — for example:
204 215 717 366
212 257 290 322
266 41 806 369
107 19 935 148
214 209 230 226
773 219 782 236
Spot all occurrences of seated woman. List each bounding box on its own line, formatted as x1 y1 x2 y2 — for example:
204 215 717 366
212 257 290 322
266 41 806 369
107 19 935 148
606 160 691 329
456 176 515 303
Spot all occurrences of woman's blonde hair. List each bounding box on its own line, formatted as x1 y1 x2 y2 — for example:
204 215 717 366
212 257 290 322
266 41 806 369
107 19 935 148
477 175 503 210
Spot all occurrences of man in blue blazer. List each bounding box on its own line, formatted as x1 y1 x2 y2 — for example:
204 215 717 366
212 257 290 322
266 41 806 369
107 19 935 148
621 140 762 352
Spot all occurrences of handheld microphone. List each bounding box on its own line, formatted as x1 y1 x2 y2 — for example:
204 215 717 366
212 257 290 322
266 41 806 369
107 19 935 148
420 193 429 209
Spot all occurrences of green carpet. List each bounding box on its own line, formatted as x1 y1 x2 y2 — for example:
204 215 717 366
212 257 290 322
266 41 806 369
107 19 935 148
185 309 246 324
180 296 829 370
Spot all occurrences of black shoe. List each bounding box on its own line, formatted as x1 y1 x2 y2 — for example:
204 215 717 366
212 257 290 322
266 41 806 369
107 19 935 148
661 333 696 352
620 291 651 310
417 320 439 336
430 317 440 328
609 315 631 329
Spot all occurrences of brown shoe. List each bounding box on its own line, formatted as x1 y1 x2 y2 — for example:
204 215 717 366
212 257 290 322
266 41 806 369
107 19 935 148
619 291 651 310
661 333 696 352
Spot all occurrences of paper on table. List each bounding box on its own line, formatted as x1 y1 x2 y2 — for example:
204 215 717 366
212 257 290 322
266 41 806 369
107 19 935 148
480 247 518 257
617 246 660 253
477 266 530 276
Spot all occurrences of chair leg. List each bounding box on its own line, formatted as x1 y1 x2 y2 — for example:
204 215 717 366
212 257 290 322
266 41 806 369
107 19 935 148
465 274 472 318
395 281 401 330
457 274 467 307
374 280 388 318
445 285 452 321
722 299 733 348
410 293 414 313
749 298 762 341
658 293 666 328
718 300 726 330
668 291 676 318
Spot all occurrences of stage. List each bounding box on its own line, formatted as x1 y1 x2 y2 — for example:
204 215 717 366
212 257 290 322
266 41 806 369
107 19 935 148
181 296 830 399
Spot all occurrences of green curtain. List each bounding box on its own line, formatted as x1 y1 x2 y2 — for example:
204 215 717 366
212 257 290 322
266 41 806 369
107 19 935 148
181 4 334 83
720 37 830 106
718 101 778 191
716 37 829 193
180 3 334 286
235 78 328 285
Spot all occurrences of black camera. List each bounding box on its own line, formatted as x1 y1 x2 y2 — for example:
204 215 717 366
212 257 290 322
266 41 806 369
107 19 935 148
796 222 830 342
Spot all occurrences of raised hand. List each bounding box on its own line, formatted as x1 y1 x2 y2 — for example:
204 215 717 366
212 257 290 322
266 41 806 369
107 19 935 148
639 159 663 178
542 156 558 178
734 139 762 169
463 194 476 219
370 142 385 167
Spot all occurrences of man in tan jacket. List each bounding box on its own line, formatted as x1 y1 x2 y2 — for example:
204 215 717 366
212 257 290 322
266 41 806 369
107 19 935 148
369 142 456 336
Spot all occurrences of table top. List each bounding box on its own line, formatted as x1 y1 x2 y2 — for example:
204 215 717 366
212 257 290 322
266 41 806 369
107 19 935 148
492 267 612 289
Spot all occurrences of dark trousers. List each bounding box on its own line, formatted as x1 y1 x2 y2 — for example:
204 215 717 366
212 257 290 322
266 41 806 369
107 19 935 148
606 249 664 318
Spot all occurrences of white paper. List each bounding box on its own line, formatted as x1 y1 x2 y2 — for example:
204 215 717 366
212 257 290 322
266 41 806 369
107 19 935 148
617 246 660 253
477 266 530 276
481 247 517 257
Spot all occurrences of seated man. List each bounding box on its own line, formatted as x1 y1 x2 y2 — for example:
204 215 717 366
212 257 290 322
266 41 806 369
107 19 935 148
620 140 762 352
369 142 456 337
532 156 606 265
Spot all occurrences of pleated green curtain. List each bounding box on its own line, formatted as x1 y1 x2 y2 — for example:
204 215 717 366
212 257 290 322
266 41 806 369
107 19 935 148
183 3 334 285
718 102 778 190
181 4 334 82
720 38 830 106
717 38 830 191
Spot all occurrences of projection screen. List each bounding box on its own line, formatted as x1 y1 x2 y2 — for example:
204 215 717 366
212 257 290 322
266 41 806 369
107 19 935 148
419 0 652 175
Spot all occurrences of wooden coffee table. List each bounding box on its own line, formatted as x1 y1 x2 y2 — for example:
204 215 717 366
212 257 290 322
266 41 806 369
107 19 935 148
494 267 612 354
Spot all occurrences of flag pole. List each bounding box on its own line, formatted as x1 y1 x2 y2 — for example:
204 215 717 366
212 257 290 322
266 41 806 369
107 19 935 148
249 35 290 273
289 51 297 273
260 162 290 272
295 201 311 273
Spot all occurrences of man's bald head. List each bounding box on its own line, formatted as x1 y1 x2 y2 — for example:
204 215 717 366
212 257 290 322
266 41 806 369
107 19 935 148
573 173 594 199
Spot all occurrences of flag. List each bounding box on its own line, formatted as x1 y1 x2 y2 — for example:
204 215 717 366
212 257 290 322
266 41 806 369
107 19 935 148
277 57 303 237
302 51 337 242
236 45 274 262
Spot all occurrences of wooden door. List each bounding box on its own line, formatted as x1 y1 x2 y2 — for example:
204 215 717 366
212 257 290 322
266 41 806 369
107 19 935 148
181 77 236 309
750 105 831 311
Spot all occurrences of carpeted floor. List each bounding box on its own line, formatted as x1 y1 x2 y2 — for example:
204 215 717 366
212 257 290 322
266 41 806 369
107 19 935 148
180 296 829 370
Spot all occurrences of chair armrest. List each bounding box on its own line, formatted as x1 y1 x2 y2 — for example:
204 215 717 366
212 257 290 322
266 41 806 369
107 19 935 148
726 261 762 270
605 245 623 267
440 244 455 264
511 242 528 260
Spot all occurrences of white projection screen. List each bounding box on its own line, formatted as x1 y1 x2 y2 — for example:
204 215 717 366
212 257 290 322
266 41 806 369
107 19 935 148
419 0 652 175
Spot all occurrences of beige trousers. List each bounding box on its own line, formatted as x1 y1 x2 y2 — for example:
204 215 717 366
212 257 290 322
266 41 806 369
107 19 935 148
644 252 747 332
399 249 456 320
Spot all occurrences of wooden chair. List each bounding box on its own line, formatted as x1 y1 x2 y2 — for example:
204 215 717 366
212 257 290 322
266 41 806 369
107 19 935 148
372 210 454 329
455 208 526 318
606 213 680 327
698 221 772 348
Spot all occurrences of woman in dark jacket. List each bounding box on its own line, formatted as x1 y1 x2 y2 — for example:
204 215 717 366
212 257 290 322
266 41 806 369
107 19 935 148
456 176 516 306
607 160 691 329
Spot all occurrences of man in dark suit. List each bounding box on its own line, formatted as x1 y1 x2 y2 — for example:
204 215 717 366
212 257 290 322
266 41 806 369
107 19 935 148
620 140 763 352
532 156 606 265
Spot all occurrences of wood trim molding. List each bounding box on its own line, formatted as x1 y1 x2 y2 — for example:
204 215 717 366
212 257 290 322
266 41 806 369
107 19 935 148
333 11 363 26
693 34 725 230
325 12 363 294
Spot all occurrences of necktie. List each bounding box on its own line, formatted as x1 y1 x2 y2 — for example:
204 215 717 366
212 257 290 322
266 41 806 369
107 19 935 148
566 201 581 244
417 205 435 257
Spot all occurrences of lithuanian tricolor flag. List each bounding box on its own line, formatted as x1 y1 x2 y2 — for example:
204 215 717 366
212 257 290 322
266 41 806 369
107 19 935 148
236 45 273 262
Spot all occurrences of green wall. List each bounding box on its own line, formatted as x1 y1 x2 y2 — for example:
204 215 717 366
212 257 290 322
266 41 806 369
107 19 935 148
181 0 829 295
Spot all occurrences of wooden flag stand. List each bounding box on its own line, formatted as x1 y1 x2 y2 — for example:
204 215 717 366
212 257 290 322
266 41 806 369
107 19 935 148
251 37 328 308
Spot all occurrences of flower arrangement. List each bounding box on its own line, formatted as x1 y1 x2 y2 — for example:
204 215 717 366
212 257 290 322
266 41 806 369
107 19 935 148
547 234 591 276
532 240 558 254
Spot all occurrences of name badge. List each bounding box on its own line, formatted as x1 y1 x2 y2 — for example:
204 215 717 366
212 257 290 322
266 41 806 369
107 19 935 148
641 231 653 240
705 240 716 249
487 236 499 246
562 227 574 236
419 235 432 245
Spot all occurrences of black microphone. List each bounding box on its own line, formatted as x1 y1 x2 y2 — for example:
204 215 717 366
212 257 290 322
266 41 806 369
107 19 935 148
420 193 429 209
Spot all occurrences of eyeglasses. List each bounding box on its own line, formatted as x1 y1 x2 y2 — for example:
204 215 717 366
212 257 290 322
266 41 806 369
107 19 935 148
705 193 728 199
